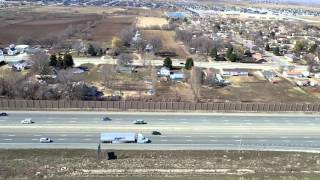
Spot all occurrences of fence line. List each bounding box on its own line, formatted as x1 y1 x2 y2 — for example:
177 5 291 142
0 99 319 112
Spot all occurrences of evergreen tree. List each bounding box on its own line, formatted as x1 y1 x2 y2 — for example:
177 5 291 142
185 58 194 70
209 48 218 59
87 44 97 56
310 44 318 53
265 44 270 51
57 56 65 69
49 54 57 67
229 53 237 62
63 54 74 68
273 46 281 56
163 57 172 69
226 46 233 57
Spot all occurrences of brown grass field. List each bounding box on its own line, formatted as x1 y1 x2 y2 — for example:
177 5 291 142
137 16 168 28
1 149 320 179
141 30 190 58
0 14 99 46
200 76 319 103
0 7 135 46
91 16 135 43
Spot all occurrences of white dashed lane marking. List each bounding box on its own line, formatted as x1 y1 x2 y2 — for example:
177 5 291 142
4 139 12 141
7 134 16 137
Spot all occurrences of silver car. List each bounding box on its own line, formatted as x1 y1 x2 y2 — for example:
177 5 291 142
39 137 52 143
21 118 34 124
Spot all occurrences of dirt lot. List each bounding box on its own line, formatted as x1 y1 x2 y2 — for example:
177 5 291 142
200 75 319 103
137 16 168 28
1 149 320 179
0 7 134 46
141 30 190 58
91 16 135 43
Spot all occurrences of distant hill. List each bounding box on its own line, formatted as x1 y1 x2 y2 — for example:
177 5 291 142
246 0 320 5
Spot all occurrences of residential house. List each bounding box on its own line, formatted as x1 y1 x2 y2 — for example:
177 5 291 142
283 70 309 79
15 45 29 53
145 44 153 53
6 44 17 55
158 67 170 76
170 72 185 81
315 73 320 79
252 53 267 63
115 66 135 74
12 60 31 71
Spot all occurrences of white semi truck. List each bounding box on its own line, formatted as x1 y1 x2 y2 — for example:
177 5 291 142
100 133 150 144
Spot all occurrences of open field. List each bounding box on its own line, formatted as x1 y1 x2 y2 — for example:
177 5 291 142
137 16 168 28
1 149 320 179
141 30 190 58
31 6 125 15
0 15 100 46
200 76 319 103
0 7 135 46
91 16 135 43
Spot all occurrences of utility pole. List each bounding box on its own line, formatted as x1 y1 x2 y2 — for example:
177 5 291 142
97 143 101 161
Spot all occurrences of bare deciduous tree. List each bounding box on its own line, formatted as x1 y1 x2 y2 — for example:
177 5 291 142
30 52 52 75
190 67 202 102
119 27 136 47
149 38 162 53
117 53 133 66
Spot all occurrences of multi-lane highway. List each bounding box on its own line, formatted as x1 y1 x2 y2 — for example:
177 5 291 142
0 111 320 152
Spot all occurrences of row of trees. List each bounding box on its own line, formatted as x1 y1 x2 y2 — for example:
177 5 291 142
163 57 194 70
49 54 74 69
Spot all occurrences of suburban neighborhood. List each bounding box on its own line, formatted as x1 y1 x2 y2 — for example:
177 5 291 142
1 0 320 179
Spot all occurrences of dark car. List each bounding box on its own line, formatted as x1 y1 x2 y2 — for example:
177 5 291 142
152 131 161 135
0 112 8 116
102 117 112 121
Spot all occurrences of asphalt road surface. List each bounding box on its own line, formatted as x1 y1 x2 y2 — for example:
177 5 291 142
0 111 320 152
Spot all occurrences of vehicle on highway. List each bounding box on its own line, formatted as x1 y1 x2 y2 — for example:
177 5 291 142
100 133 150 144
137 133 151 144
152 131 161 135
133 120 147 124
21 118 34 124
0 112 8 116
39 137 52 143
102 117 112 121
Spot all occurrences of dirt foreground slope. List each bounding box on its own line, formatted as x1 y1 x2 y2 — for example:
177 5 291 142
1 149 320 179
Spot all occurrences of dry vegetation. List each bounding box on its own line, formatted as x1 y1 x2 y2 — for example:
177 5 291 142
137 16 168 28
1 149 320 179
200 75 318 103
141 30 190 58
0 7 134 46
31 6 125 15
91 16 135 43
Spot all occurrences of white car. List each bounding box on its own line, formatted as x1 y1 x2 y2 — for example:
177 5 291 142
21 118 34 124
39 138 52 143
